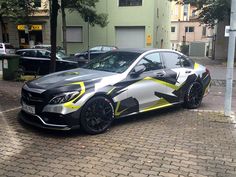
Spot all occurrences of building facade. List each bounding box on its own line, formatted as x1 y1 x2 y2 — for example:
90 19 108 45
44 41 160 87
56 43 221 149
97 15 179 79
57 0 171 55
170 1 214 57
0 0 50 48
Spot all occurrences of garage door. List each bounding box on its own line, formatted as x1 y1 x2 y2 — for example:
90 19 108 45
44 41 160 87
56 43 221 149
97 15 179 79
115 27 145 48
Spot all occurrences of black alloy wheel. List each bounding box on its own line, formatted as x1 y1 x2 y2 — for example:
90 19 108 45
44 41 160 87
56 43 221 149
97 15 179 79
184 82 203 109
80 96 114 134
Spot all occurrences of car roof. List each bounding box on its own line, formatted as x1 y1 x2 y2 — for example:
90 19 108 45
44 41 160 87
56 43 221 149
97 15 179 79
17 48 50 52
114 48 180 54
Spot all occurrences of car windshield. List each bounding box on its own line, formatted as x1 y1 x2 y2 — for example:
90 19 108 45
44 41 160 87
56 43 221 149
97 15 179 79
83 51 140 73
56 51 67 60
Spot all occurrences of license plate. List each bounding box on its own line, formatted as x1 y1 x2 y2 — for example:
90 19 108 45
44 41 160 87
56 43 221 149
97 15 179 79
22 102 35 115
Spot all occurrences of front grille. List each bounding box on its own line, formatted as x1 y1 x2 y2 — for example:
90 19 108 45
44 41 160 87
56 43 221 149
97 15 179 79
21 88 45 114
22 89 44 104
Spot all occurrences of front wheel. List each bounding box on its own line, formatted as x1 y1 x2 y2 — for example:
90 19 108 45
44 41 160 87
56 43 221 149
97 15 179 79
184 82 203 109
80 96 114 134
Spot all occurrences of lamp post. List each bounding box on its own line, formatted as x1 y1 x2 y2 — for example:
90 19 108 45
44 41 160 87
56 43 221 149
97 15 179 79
224 0 236 117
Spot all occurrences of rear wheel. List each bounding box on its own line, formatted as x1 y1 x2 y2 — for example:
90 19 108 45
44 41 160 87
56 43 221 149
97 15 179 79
80 96 114 134
184 82 203 109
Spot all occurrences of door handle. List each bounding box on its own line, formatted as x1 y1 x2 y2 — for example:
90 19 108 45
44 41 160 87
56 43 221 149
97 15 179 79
185 70 192 74
156 72 165 77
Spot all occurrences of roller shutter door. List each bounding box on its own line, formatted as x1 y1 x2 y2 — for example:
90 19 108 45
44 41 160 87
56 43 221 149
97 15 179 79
115 27 145 48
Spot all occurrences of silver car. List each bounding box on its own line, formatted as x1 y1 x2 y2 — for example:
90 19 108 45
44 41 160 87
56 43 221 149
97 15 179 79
20 49 211 134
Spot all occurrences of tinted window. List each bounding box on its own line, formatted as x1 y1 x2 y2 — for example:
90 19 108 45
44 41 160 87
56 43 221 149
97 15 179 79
83 51 140 73
0 44 2 48
37 50 50 58
181 56 192 68
162 52 193 68
138 53 163 71
22 50 37 57
5 44 14 49
162 52 182 69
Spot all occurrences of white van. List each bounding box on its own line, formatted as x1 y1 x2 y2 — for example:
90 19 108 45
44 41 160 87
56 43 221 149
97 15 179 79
0 43 15 54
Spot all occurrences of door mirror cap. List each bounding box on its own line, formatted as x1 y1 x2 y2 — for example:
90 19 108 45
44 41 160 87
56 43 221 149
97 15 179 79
131 65 146 77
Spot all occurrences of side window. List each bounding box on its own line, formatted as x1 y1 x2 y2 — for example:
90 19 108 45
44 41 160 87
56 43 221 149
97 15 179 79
180 56 192 68
138 53 163 71
36 50 50 58
23 50 36 57
162 52 182 69
0 44 3 48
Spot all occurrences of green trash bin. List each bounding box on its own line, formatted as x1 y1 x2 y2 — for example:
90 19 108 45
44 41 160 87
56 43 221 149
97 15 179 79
0 54 20 80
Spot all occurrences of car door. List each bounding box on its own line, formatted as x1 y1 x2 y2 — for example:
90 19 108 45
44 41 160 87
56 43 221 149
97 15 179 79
36 50 51 75
126 52 170 112
20 50 39 73
161 51 194 102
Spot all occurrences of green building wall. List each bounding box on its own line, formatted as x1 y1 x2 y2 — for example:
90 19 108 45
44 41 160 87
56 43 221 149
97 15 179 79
57 0 171 55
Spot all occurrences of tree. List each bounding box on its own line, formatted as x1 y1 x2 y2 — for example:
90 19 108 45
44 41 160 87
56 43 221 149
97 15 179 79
170 0 231 28
49 0 108 72
0 0 36 42
60 0 108 54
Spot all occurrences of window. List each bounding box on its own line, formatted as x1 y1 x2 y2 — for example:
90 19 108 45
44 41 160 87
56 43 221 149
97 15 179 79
162 52 192 69
183 4 188 16
171 27 176 33
66 27 83 43
34 0 41 7
119 0 142 6
185 26 194 33
162 52 182 69
138 53 163 71
22 50 37 57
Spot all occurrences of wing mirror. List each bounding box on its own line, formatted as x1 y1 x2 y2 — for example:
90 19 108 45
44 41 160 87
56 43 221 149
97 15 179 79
130 65 146 77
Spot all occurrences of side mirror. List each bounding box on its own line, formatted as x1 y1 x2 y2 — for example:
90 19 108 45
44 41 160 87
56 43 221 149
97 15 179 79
130 65 146 77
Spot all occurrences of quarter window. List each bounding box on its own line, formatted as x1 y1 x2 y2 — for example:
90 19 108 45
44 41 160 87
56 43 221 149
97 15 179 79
162 52 182 69
119 0 142 6
162 52 192 68
138 53 163 71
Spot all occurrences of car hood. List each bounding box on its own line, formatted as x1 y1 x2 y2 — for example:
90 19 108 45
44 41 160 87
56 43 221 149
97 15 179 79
27 68 116 90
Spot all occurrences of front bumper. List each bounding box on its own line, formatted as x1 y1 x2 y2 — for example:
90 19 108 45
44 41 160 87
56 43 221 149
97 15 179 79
20 110 81 130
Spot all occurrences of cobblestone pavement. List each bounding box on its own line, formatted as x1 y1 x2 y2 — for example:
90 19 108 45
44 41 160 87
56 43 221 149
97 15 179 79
0 79 236 177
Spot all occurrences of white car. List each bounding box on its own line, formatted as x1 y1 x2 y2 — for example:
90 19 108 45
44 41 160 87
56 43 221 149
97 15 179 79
0 43 15 54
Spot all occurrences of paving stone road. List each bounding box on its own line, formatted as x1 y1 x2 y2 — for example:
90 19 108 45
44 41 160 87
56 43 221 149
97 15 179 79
0 57 236 177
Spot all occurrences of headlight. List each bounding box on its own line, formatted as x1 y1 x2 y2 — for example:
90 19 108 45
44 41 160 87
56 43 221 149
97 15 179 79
49 91 80 105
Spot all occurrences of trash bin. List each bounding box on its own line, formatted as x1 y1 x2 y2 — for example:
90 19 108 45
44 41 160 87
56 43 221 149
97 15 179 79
0 54 19 80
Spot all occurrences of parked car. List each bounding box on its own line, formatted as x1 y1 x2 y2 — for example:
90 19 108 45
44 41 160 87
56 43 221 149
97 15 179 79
74 45 118 60
16 49 78 75
0 43 15 54
31 44 65 53
20 49 211 134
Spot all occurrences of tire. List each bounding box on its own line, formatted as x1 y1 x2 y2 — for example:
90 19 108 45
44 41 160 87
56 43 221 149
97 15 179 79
80 96 114 134
184 82 203 109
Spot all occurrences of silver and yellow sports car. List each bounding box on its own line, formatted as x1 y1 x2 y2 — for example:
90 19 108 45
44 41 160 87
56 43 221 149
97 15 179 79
20 49 211 134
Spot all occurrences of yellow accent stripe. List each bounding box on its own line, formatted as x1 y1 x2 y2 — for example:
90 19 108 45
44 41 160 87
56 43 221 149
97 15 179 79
141 98 172 112
107 87 116 95
194 63 200 70
63 82 86 110
115 101 128 116
144 77 179 90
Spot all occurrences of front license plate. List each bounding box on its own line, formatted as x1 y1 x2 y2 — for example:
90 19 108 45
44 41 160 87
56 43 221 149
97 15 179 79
22 103 35 115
